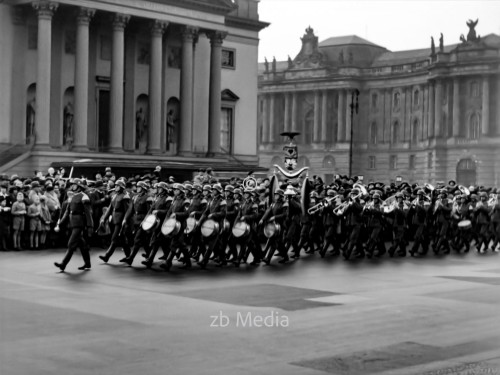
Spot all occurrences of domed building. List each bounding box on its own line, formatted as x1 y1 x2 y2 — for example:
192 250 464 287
258 25 500 186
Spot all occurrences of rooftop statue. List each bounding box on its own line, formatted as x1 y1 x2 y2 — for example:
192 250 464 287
466 19 479 42
293 26 324 68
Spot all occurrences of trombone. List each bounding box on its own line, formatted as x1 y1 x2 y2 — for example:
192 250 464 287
307 195 339 215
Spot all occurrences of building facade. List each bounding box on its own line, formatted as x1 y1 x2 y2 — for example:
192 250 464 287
0 0 268 176
258 26 500 187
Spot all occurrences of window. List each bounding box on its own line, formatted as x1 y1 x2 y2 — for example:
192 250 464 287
220 107 233 153
370 122 377 144
390 155 397 170
222 48 235 68
64 29 76 55
303 110 313 144
369 156 376 169
413 89 420 107
470 81 479 97
322 155 336 169
393 91 401 109
469 113 480 139
371 93 378 111
428 152 433 169
412 119 419 144
137 42 150 65
392 121 400 144
409 155 416 169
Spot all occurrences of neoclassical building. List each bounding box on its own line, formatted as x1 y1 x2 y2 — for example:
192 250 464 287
0 0 268 179
258 26 500 187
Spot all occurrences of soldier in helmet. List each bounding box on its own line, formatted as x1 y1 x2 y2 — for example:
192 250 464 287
260 188 288 264
98 179 132 263
432 188 452 255
198 183 227 268
364 192 386 258
54 178 94 271
474 191 491 253
320 189 341 257
388 192 408 257
409 189 431 256
120 181 152 266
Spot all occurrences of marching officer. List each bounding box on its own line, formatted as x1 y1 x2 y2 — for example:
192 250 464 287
54 178 94 271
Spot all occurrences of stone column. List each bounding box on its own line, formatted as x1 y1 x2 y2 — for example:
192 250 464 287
497 77 500 135
291 92 298 132
337 90 345 141
321 89 328 142
109 13 130 150
178 26 198 155
345 90 351 141
261 95 268 143
73 7 95 149
147 20 167 153
452 78 460 136
428 82 435 137
207 30 226 156
284 93 290 133
313 90 320 143
269 94 275 143
481 76 489 135
434 79 442 137
32 1 58 145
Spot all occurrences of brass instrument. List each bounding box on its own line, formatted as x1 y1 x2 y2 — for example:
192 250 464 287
458 185 470 196
332 185 366 216
424 183 435 192
332 200 351 216
488 194 498 208
434 198 443 214
307 195 338 215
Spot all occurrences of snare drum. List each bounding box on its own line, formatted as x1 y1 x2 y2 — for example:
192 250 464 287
201 219 219 238
185 217 198 234
232 221 250 238
264 221 281 238
458 219 472 230
141 213 159 232
161 217 181 236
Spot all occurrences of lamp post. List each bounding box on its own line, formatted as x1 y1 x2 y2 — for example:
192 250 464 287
349 89 360 177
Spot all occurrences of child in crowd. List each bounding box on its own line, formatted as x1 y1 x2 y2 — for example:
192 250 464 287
27 195 42 249
11 192 27 250
39 196 52 249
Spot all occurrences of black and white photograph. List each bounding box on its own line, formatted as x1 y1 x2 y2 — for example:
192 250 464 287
1 0 500 374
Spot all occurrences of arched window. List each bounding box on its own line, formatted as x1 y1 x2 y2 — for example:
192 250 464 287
322 155 336 169
371 93 378 112
470 81 479 97
303 109 314 144
370 122 377 144
392 120 400 144
413 89 420 107
469 113 480 140
411 118 419 144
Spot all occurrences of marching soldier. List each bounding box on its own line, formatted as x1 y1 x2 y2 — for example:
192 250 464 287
260 188 288 264
343 188 365 260
233 187 261 266
54 178 94 271
98 179 131 263
120 181 151 265
474 191 491 253
364 192 386 258
409 190 431 256
320 189 340 257
388 193 408 257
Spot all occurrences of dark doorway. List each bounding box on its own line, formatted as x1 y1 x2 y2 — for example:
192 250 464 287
98 89 110 151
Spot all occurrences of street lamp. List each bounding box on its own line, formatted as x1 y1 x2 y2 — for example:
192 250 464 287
349 89 360 177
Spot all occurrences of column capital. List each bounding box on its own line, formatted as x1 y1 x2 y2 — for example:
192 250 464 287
181 26 199 42
77 7 95 25
151 20 168 37
32 1 58 19
112 13 130 30
206 30 227 45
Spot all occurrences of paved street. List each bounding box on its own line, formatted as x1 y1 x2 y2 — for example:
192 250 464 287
1 247 500 375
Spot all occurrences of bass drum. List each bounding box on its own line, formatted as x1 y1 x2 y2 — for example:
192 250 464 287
185 217 198 234
141 213 159 233
458 219 472 230
264 221 281 238
161 217 181 237
201 219 219 238
232 221 250 238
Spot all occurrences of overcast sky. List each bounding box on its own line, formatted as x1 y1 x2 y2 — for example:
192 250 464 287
257 0 500 62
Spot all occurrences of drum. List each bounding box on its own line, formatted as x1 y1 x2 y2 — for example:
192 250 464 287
201 219 219 238
185 217 198 234
141 213 159 232
232 221 250 238
264 221 281 238
161 217 181 237
458 219 472 230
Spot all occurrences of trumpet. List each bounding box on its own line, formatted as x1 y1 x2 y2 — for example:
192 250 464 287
333 200 351 216
488 194 498 207
307 195 339 215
